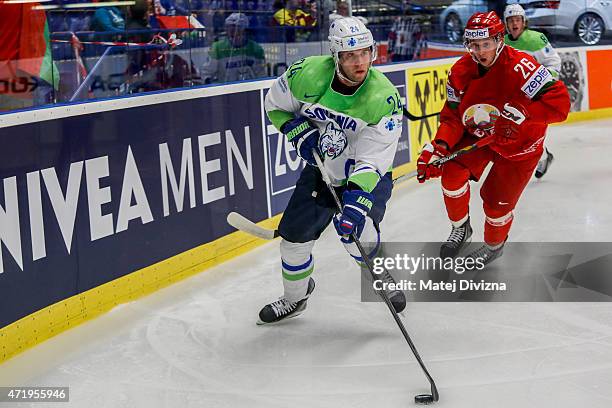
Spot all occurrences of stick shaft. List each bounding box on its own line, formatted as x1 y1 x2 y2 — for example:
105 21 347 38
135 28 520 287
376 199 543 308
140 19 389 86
312 151 439 401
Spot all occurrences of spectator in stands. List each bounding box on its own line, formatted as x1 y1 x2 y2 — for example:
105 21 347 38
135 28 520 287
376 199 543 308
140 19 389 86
201 12 266 83
329 1 367 25
272 0 317 42
125 0 154 86
127 0 153 42
90 6 126 32
158 0 191 16
387 14 427 62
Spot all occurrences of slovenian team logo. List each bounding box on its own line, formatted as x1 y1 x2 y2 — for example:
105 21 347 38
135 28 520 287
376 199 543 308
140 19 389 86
462 104 500 138
348 37 357 47
319 122 348 159
385 118 396 131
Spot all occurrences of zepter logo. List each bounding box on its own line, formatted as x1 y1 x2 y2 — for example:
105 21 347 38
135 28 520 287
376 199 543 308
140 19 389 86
319 122 348 159
462 104 500 138
463 28 489 40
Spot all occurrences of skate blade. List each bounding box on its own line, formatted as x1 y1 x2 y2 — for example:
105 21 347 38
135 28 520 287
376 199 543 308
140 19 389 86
256 308 305 326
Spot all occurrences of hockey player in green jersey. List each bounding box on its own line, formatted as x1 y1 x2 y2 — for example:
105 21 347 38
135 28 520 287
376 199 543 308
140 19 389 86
201 13 266 84
504 3 561 178
258 17 406 325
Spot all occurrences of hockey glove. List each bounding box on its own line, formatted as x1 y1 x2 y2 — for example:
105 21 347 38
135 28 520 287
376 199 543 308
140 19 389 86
416 140 449 183
333 189 374 237
282 117 321 166
493 102 529 145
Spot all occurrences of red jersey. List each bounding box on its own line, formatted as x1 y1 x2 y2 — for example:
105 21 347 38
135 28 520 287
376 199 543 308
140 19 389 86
436 46 570 160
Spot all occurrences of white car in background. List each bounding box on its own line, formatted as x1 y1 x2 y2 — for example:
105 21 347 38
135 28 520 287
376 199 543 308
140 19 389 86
512 0 612 45
440 0 611 45
439 0 488 43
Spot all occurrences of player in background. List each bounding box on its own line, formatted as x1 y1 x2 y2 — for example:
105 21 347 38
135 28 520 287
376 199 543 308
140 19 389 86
504 3 561 178
201 13 266 84
259 17 405 325
417 11 570 265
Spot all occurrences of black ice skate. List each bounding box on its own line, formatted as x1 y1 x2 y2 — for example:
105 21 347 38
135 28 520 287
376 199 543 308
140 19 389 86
535 148 554 179
362 260 406 313
375 269 407 313
440 217 473 258
257 278 315 325
464 243 504 269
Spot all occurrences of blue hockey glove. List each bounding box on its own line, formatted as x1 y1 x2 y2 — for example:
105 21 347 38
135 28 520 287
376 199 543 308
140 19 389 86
333 189 374 237
281 117 321 166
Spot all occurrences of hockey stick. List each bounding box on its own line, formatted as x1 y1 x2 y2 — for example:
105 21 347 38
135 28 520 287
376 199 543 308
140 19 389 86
403 107 440 121
312 150 439 404
394 135 494 185
227 212 279 240
227 136 493 240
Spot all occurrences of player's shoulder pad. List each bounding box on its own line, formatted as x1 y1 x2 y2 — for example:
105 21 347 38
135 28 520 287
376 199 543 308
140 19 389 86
524 29 550 51
506 48 555 99
248 40 265 58
446 55 473 102
285 56 334 99
360 69 403 124
209 40 223 57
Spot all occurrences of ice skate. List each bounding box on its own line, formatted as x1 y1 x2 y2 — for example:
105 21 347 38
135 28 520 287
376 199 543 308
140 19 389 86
440 217 473 258
464 243 504 269
257 278 315 325
535 148 554 179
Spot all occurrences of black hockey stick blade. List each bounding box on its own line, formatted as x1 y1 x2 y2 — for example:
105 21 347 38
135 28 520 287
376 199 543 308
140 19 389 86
403 107 440 121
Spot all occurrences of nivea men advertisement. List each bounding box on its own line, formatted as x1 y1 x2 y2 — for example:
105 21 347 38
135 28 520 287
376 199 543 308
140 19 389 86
0 91 267 328
0 67 414 329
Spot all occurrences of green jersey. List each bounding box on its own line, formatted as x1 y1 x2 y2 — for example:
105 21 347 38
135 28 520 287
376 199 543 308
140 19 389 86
505 29 561 78
264 56 403 192
201 38 266 83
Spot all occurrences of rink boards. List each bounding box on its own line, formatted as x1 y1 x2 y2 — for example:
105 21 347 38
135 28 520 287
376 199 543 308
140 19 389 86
0 45 611 363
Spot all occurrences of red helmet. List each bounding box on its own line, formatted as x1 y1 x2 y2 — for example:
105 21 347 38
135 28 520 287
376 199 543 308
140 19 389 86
463 11 505 42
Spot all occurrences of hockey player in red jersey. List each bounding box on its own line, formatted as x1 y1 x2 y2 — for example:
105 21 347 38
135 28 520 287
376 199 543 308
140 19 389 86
417 11 570 265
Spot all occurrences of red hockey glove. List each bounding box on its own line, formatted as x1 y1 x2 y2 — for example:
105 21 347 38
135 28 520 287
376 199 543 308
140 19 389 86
493 102 529 145
417 140 449 183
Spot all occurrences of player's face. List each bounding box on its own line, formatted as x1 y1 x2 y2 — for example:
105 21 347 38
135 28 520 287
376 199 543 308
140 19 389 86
226 24 245 46
466 38 498 68
338 47 372 84
506 16 526 39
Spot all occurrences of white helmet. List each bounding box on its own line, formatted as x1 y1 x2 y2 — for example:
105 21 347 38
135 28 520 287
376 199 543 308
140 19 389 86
225 12 249 29
328 17 377 84
504 3 527 24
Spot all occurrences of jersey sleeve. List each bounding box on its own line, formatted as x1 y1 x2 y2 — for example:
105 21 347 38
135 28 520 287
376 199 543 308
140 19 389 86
524 79 570 125
349 113 402 193
201 44 220 84
511 52 570 125
348 86 402 193
264 71 301 131
531 33 561 78
434 64 466 148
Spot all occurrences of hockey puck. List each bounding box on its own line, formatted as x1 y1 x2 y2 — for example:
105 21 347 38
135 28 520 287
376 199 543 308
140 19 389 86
414 394 435 405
